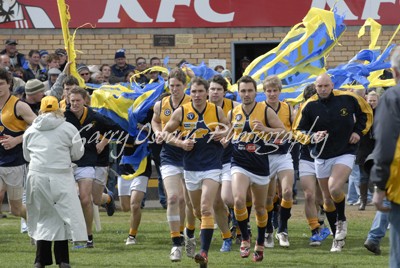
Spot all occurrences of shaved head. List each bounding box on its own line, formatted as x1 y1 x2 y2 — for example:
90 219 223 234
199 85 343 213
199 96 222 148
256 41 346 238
315 74 334 99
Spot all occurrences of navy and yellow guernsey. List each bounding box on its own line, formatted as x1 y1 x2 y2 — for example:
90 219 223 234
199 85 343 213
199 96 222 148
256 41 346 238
265 101 292 154
220 98 234 165
0 95 28 166
159 94 191 167
231 102 270 176
180 102 223 171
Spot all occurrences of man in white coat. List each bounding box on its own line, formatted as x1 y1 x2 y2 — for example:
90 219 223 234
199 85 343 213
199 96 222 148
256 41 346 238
23 96 87 268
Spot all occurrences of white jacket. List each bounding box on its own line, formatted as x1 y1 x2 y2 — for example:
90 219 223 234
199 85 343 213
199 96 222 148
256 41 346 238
23 113 87 241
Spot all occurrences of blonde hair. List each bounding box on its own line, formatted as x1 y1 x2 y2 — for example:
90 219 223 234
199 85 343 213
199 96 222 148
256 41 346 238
367 91 379 99
263 75 282 91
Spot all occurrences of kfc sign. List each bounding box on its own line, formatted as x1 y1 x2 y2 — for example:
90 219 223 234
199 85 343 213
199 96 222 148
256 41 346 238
0 0 398 29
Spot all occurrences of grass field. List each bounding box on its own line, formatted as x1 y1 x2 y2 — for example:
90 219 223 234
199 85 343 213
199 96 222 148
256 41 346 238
0 204 389 267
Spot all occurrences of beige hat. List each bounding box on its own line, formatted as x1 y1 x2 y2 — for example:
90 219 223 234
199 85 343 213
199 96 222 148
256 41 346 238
40 96 59 113
25 79 45 95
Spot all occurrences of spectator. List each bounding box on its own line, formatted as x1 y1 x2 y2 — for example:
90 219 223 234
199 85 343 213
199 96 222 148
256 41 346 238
0 39 26 69
214 65 224 73
22 79 45 114
221 69 233 84
43 68 61 92
91 71 104 84
46 53 60 70
99 64 111 84
55 48 67 72
150 57 161 67
23 49 46 82
77 64 93 84
135 57 149 86
110 49 135 84
39 50 49 70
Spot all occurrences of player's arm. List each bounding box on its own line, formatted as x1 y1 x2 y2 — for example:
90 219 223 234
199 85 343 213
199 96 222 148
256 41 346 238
162 107 186 148
3 101 37 150
151 100 164 144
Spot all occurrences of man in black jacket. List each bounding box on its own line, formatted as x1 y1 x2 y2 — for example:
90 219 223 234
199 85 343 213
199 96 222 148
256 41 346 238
293 73 373 252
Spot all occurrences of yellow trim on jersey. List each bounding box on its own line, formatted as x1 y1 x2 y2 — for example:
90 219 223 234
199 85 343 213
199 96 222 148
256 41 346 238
332 90 373 135
160 95 190 129
222 98 233 117
387 136 400 204
79 107 88 125
0 95 27 133
181 102 219 138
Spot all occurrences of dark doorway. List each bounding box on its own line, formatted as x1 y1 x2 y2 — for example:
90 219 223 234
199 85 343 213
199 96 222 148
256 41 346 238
232 41 280 83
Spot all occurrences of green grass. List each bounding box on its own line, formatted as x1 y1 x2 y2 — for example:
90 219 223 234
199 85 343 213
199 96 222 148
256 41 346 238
0 205 389 267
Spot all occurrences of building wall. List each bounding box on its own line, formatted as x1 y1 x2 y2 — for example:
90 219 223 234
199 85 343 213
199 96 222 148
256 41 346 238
1 25 397 71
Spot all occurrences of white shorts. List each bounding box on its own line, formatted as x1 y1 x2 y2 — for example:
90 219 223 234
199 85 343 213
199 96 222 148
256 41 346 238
118 175 149 195
221 163 231 182
299 160 316 177
184 169 221 191
315 154 356 179
0 165 26 200
269 154 293 177
231 166 270 186
95 166 109 186
160 165 184 179
74 167 96 181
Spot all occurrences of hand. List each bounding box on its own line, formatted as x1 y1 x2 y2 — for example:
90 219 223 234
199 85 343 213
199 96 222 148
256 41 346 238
180 138 195 151
211 126 226 142
0 135 19 150
181 64 195 78
373 189 391 212
313 131 328 143
349 132 360 144
96 140 107 154
252 119 266 132
155 131 164 144
63 61 72 75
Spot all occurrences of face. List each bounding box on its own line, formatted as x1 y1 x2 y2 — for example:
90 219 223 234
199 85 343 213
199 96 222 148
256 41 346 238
238 82 256 105
29 91 45 103
29 53 40 65
0 56 10 67
40 54 48 65
367 95 378 109
150 59 161 67
315 75 333 99
48 59 60 69
5 44 16 55
79 70 91 82
149 71 158 80
0 78 10 98
69 93 85 114
58 54 67 64
102 66 111 78
50 74 58 83
190 83 208 106
115 57 126 68
208 82 225 103
168 77 185 98
264 85 281 104
95 73 105 83
63 84 76 101
215 66 224 73
136 59 147 71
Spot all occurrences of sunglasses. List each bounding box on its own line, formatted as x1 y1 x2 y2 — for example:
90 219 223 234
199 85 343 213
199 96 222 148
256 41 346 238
137 62 146 65
80 72 90 76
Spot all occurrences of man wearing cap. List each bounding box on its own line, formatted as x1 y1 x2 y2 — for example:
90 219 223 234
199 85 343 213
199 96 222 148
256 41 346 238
23 96 86 268
23 79 45 114
43 68 61 92
110 49 135 84
0 39 26 69
55 49 67 72
39 50 49 70
77 64 94 84
0 67 36 225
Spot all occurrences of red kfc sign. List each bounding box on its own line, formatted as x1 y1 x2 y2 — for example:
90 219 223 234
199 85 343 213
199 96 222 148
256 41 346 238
0 0 398 29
